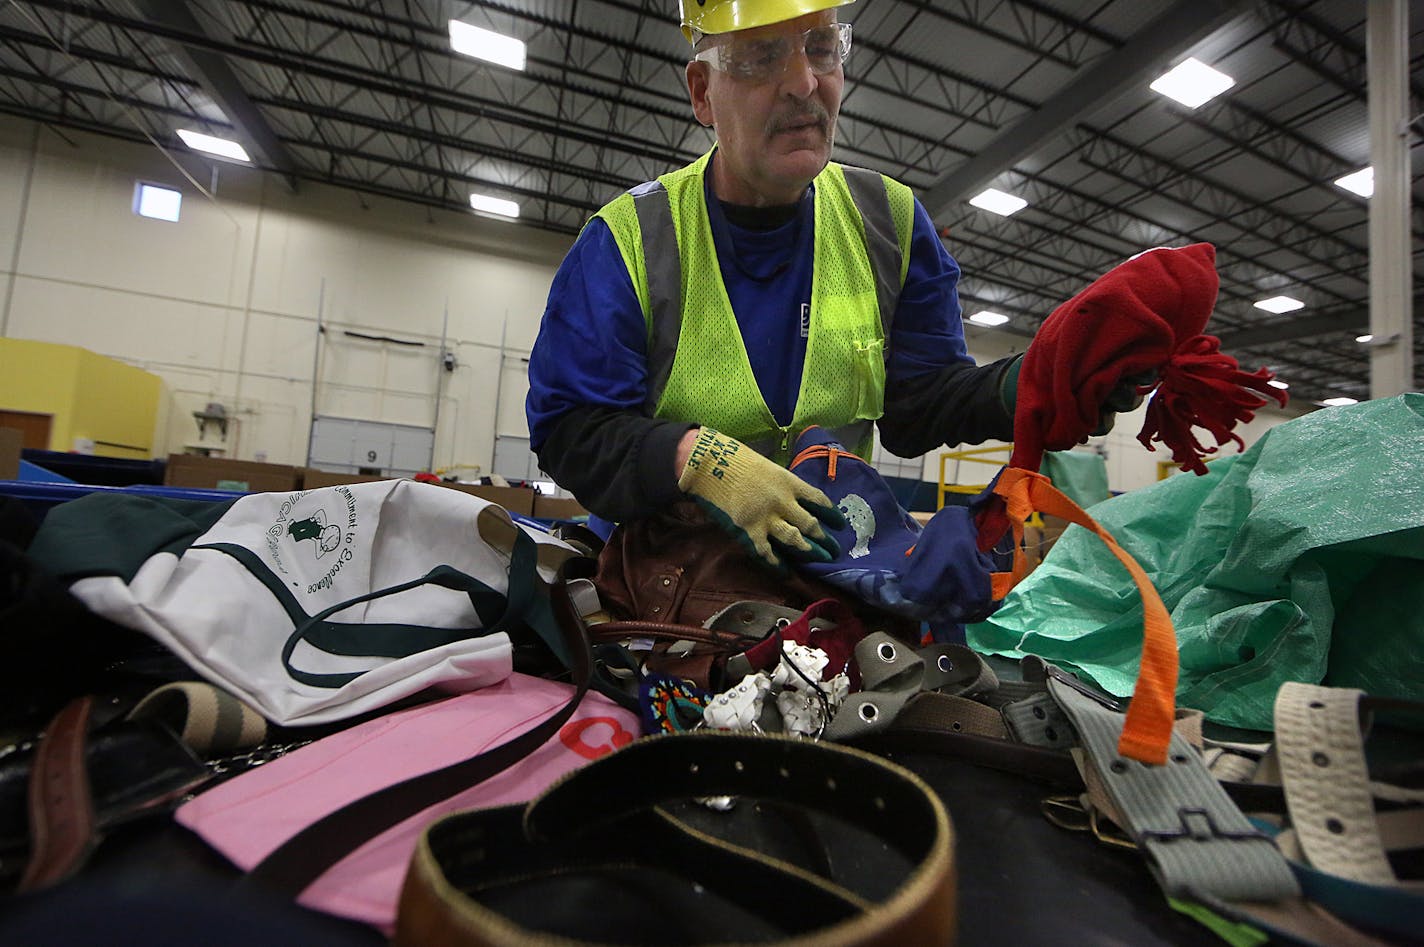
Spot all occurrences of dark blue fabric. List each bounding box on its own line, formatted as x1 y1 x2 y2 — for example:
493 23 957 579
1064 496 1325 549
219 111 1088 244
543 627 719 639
703 178 814 426
788 427 999 643
525 157 972 452
1250 819 1423 942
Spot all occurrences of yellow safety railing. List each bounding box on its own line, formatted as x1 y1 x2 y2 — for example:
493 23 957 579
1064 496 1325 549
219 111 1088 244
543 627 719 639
937 445 1042 527
937 445 1010 509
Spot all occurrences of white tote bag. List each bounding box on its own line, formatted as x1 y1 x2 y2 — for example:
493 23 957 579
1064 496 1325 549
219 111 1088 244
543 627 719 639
56 480 579 726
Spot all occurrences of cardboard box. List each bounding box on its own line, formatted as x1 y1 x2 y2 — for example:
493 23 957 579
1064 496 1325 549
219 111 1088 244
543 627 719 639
440 482 537 517
164 453 301 493
1040 514 1070 551
1021 514 1071 569
295 468 538 516
300 468 388 490
0 427 21 480
533 495 588 521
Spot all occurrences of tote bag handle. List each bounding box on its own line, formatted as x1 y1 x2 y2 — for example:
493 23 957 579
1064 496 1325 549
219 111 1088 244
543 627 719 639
987 467 1177 766
242 554 600 897
196 529 540 689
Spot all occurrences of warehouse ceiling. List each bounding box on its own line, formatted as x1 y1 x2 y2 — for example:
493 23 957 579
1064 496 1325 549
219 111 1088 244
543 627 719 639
0 0 1420 406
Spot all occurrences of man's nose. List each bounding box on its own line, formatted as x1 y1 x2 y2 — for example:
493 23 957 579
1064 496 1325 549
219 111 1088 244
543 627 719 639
779 45 819 97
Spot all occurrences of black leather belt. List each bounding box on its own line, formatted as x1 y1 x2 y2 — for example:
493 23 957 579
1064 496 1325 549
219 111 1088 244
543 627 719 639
396 731 957 947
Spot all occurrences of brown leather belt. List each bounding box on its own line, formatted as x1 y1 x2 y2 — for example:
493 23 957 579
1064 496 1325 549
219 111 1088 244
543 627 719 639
18 696 97 892
396 731 957 946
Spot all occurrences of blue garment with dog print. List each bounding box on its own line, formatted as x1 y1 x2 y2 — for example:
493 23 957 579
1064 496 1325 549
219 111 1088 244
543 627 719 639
788 427 999 642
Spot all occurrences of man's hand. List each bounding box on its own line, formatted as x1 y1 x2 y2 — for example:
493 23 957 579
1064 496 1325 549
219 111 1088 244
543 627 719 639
1090 370 1156 437
677 427 845 570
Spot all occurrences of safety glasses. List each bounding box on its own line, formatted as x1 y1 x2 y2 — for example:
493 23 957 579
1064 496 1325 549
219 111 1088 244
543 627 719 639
693 22 852 83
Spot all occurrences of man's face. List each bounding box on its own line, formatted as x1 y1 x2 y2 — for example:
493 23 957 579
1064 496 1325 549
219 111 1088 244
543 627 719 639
686 11 845 206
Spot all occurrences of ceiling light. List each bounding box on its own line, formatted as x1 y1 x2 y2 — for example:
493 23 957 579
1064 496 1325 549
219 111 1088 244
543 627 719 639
1320 397 1358 407
176 129 250 162
449 20 526 70
1149 57 1235 109
968 188 1028 217
470 193 520 218
1267 379 1289 390
133 182 181 222
967 310 1010 327
1356 334 1373 343
1334 168 1373 198
1253 295 1304 314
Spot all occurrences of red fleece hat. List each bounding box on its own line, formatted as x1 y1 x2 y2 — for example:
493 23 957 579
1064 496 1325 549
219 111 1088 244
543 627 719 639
978 243 1287 549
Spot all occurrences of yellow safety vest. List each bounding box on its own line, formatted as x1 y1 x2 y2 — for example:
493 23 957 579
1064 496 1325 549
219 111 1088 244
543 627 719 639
594 149 913 464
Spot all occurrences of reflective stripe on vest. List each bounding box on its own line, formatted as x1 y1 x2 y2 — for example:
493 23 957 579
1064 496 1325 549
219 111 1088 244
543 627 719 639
632 184 682 416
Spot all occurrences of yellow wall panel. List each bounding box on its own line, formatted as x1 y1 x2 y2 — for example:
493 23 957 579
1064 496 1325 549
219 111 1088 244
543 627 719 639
0 337 159 456
0 337 80 449
72 348 162 457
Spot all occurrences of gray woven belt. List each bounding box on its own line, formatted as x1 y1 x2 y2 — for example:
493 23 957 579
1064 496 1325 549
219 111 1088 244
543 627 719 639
1048 677 1389 946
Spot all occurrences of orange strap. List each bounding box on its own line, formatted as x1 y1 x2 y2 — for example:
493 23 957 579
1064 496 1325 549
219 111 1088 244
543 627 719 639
788 443 852 480
989 468 1178 766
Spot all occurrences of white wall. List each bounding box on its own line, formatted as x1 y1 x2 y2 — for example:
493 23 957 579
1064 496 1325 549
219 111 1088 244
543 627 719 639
0 115 1305 494
0 117 572 477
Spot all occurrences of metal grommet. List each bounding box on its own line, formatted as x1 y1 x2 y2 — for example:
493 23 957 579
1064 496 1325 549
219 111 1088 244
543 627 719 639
1044 726 1058 743
1110 759 1129 774
1032 705 1046 719
734 760 745 772
775 617 792 629
937 654 953 673
660 576 672 587
858 702 879 722
877 642 897 663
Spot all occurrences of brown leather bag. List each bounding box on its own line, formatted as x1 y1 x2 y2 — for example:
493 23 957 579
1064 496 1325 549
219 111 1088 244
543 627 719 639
592 501 918 689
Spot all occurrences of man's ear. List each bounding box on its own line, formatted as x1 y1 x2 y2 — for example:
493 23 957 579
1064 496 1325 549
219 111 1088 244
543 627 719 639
686 61 714 127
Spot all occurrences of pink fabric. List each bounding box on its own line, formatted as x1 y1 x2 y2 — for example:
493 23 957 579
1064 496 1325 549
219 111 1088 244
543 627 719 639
176 674 638 932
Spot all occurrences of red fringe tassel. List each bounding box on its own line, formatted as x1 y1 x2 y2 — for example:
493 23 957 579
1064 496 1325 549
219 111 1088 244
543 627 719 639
1138 335 1289 475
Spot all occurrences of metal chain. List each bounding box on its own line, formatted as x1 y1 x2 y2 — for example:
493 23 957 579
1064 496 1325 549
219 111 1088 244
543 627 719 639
204 739 314 777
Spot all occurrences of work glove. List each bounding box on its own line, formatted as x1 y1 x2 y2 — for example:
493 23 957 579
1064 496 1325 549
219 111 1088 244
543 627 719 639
677 427 846 571
1093 369 1158 435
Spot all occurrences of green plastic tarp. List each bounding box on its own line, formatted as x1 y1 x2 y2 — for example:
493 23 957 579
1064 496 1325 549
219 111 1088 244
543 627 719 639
1040 450 1111 508
967 393 1424 730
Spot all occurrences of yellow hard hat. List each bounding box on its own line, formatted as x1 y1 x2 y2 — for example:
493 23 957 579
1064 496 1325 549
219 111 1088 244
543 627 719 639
679 0 857 44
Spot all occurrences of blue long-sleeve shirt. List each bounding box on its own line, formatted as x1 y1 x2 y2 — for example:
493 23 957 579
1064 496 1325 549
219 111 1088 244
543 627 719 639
526 170 1016 522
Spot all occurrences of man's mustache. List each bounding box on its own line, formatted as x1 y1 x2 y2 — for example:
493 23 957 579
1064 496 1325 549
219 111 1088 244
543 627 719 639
769 104 832 135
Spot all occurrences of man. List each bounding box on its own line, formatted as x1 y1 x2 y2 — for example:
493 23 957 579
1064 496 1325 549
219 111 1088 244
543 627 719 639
525 0 1120 569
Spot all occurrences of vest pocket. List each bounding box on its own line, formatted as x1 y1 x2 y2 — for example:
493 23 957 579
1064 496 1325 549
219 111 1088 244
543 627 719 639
851 338 886 420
